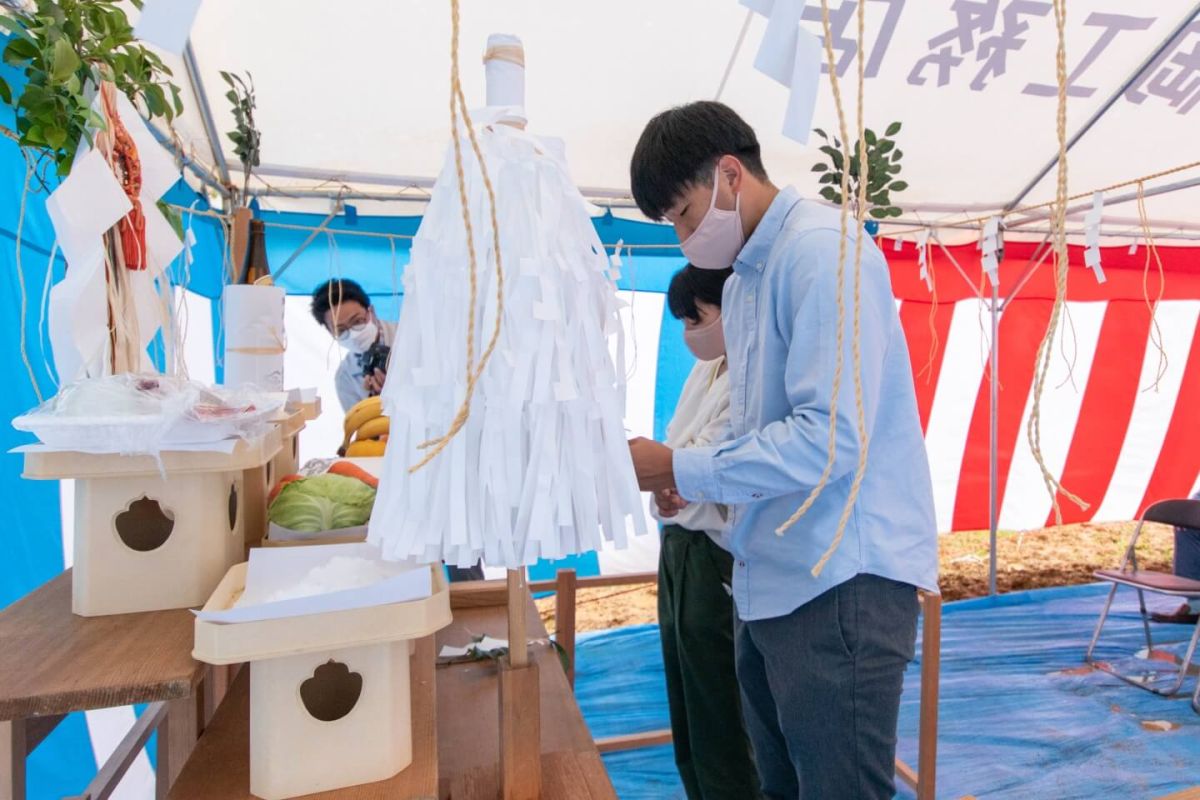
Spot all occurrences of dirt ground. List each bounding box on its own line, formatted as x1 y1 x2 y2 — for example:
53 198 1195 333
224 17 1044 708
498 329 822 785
536 521 1176 635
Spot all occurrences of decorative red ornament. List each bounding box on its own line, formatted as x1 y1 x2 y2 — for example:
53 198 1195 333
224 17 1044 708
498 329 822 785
100 83 147 271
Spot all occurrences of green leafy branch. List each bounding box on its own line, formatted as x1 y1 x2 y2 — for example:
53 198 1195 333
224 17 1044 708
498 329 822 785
0 0 184 181
220 70 259 205
811 120 908 221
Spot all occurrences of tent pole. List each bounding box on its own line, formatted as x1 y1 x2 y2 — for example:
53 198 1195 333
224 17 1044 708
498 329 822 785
271 204 343 282
142 118 229 200
182 43 232 190
1003 2 1200 211
989 282 1000 596
1006 174 1200 230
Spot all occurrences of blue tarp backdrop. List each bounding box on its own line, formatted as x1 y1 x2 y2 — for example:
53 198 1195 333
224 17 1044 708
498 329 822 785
575 584 1200 800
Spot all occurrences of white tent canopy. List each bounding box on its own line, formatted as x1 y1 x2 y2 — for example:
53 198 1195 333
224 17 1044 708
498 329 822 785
152 0 1200 241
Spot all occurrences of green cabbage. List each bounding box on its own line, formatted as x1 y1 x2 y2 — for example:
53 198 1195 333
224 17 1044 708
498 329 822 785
268 473 377 532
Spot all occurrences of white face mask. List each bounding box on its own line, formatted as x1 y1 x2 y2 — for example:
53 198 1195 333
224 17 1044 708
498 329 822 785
338 320 378 354
679 166 745 270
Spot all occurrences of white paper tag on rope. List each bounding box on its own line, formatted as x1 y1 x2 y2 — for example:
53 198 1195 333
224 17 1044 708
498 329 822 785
1084 192 1104 227
1084 247 1106 283
1084 192 1105 284
980 217 1001 287
45 148 132 268
782 30 822 144
48 249 107 382
753 0 805 86
1128 234 1139 255
916 229 932 291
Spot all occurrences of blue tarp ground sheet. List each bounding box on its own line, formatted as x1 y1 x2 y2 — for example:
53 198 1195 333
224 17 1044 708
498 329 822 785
573 583 1200 800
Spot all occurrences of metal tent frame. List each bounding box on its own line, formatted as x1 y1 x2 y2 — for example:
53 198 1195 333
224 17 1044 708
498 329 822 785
142 4 1200 597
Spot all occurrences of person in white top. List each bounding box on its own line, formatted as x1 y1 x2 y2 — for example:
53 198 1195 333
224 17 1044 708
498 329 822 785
310 278 398 414
652 265 761 799
310 278 483 581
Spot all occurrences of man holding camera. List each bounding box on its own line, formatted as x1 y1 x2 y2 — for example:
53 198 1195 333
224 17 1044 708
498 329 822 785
310 279 394 413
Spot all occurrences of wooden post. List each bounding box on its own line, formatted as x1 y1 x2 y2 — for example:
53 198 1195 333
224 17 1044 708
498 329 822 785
0 720 26 800
157 695 198 792
241 463 269 555
499 657 541 800
506 569 528 668
555 569 577 688
917 592 942 800
500 567 540 799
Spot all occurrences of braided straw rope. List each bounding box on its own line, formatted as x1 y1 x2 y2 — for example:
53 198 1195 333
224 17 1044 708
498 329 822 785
772 0 868 582
410 0 506 473
1136 180 1168 390
774 0 852 541
808 0 872 577
1027 0 1088 525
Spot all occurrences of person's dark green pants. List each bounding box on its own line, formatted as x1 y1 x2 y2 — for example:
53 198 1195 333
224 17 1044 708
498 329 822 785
659 524 762 800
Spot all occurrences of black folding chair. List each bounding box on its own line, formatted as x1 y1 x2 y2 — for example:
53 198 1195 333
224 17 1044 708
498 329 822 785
1084 498 1200 698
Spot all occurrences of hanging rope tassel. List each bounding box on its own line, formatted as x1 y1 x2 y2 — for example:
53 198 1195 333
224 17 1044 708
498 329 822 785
1136 180 1168 391
806 0 872 578
1026 0 1088 526
410 0 506 473
919 241 940 385
774 0 852 540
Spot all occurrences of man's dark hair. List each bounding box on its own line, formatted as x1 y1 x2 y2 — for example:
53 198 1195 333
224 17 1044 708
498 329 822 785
630 101 768 221
667 265 734 324
311 279 371 327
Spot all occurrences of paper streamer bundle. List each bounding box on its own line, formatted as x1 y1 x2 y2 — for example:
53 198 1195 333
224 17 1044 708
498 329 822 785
1084 192 1106 283
223 284 286 391
368 107 646 569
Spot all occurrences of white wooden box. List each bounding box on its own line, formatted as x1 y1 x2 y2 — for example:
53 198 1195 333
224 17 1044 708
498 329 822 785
270 405 309 482
22 431 280 616
194 562 450 799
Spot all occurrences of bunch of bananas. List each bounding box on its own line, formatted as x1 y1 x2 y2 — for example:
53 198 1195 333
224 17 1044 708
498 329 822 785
342 396 389 457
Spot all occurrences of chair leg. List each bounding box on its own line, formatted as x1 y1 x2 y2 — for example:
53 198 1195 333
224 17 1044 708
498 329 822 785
1136 588 1154 655
1151 621 1200 698
1089 585 1199 698
1085 584 1120 664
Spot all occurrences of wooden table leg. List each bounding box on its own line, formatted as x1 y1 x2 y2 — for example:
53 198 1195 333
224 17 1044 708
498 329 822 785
0 720 26 800
917 592 942 800
499 658 541 800
203 664 232 727
555 569 577 689
157 695 199 794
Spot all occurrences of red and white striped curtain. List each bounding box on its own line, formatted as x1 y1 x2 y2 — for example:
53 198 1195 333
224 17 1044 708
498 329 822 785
890 239 1200 532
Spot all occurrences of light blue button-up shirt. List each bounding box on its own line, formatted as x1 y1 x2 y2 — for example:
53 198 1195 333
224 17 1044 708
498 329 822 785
673 187 939 621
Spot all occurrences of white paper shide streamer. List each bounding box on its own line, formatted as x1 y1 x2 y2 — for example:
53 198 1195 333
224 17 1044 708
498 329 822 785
917 228 932 291
1084 192 1106 284
369 45 645 569
981 216 1001 287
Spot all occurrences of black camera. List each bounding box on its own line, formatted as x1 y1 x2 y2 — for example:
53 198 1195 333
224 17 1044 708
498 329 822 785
360 341 391 382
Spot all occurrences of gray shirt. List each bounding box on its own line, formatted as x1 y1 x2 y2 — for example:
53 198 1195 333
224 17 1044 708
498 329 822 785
334 320 397 412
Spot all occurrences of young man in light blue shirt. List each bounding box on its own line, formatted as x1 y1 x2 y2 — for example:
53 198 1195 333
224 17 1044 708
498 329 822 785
627 101 938 799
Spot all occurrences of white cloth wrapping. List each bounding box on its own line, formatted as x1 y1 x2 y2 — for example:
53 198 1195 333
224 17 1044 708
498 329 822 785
368 110 646 568
222 284 286 391
648 358 732 549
